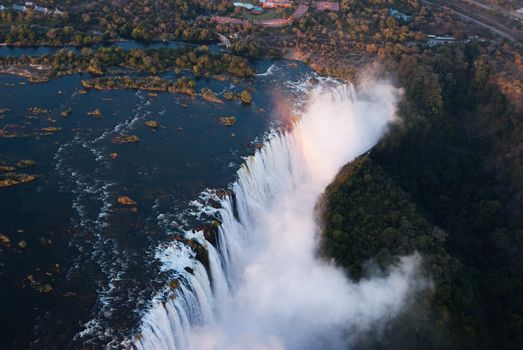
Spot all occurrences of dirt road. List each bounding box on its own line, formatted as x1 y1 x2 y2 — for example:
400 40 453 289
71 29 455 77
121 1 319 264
422 0 522 48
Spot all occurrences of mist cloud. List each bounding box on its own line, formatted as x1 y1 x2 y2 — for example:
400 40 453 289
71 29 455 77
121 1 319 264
182 80 426 350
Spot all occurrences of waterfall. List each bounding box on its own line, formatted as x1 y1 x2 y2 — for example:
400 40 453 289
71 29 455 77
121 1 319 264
132 80 424 350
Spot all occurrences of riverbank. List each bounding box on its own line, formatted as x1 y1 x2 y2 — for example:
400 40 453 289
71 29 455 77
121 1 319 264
0 45 255 86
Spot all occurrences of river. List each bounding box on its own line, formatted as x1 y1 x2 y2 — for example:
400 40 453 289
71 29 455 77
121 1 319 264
0 42 314 348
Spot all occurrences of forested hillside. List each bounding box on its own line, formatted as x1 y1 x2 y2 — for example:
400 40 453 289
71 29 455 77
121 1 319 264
321 41 523 349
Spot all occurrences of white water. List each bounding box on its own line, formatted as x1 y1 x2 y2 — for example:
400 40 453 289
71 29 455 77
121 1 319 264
133 80 424 350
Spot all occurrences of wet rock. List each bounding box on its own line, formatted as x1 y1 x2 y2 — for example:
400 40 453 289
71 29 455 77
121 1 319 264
223 91 235 101
240 89 252 104
117 195 137 206
208 198 222 209
0 165 16 172
0 173 37 187
195 221 221 246
38 237 52 246
27 107 48 114
111 135 140 144
40 284 53 293
62 291 76 297
212 74 228 81
26 274 54 292
41 127 61 134
17 160 36 168
60 109 72 118
18 240 27 249
87 109 102 118
110 152 119 159
201 88 223 104
78 89 88 95
145 120 160 129
147 93 158 97
27 275 38 288
219 116 236 126
187 239 209 270
175 236 209 270
215 188 232 199
0 234 10 247
168 279 180 290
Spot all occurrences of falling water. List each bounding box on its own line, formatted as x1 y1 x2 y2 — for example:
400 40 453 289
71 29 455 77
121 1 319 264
132 80 424 350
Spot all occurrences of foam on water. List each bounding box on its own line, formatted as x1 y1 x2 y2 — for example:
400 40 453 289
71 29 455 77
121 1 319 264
256 63 279 77
52 90 159 347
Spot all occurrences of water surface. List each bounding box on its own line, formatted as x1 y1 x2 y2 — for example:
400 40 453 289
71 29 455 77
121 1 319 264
0 54 314 348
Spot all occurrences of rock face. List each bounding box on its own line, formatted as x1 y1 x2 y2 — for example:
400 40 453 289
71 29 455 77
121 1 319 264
219 116 236 126
168 280 180 290
111 135 140 144
117 195 137 206
201 88 223 104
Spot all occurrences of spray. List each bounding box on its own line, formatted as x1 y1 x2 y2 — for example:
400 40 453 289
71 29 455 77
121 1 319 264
134 80 424 350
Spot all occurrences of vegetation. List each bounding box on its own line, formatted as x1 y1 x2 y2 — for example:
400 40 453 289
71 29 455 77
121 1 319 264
0 0 230 45
144 120 160 129
219 116 236 126
239 89 252 104
0 172 38 187
111 135 140 144
201 87 223 103
322 41 523 349
0 46 255 81
82 76 172 92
